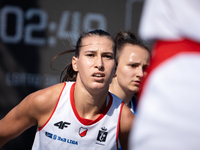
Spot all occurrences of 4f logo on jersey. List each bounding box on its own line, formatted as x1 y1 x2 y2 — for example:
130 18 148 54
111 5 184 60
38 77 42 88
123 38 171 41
54 121 71 129
96 127 108 142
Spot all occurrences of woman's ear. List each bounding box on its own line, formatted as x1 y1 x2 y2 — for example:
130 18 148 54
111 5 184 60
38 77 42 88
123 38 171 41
113 63 117 77
113 72 117 77
72 56 78 71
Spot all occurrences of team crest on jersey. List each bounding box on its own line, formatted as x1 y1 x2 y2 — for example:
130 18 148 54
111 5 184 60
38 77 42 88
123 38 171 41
96 127 108 144
79 127 88 137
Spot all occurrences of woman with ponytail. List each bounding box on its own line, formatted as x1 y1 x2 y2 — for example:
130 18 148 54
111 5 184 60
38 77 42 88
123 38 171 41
109 31 150 114
0 29 134 150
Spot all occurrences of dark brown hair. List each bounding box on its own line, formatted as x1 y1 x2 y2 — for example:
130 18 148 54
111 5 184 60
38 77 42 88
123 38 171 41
115 31 149 62
51 29 116 82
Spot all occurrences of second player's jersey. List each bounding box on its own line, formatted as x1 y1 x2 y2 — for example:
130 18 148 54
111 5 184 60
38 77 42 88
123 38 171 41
32 82 123 150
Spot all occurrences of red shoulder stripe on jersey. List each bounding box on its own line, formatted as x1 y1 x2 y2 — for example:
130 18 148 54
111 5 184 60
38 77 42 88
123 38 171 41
70 84 113 125
138 38 200 100
149 39 200 73
39 82 67 131
116 101 124 149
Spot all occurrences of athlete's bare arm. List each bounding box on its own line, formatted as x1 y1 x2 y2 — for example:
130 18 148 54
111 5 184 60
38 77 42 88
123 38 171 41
119 104 135 150
0 83 65 148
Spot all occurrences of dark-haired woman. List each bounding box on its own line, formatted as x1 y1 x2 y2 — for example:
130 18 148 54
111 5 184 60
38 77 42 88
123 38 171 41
0 29 134 150
109 31 150 114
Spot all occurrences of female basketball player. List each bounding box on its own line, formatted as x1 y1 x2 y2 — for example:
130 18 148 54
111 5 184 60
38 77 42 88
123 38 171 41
109 31 150 114
0 29 134 150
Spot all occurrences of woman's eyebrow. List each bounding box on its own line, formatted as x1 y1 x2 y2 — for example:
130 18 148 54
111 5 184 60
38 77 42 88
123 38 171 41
84 51 114 54
103 52 114 54
84 50 97 53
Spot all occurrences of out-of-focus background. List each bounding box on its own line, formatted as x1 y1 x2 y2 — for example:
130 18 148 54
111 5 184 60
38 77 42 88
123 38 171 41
0 0 144 149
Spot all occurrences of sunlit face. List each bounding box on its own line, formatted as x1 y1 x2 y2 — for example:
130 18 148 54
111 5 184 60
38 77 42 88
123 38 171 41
116 43 149 94
72 35 116 93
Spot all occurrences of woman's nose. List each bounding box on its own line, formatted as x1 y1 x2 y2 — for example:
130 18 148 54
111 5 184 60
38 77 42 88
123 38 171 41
95 56 104 70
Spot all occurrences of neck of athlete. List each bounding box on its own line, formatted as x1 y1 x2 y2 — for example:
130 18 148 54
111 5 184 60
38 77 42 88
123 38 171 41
74 77 109 120
109 78 133 107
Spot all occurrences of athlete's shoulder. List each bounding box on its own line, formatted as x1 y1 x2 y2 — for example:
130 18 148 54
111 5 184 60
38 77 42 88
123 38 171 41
24 82 66 121
29 82 66 103
31 81 74 111
110 92 123 103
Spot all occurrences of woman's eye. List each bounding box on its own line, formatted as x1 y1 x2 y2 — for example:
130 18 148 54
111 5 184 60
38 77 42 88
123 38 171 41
131 64 137 68
104 55 112 59
102 54 113 59
87 54 94 57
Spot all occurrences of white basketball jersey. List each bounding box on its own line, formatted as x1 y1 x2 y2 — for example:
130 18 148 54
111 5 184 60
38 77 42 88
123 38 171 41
32 82 123 150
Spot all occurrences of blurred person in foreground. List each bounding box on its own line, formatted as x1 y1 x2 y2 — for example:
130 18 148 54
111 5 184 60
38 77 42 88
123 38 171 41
129 0 200 150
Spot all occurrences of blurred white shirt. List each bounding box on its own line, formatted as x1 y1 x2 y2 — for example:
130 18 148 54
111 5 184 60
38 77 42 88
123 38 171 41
139 0 200 42
129 0 200 150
